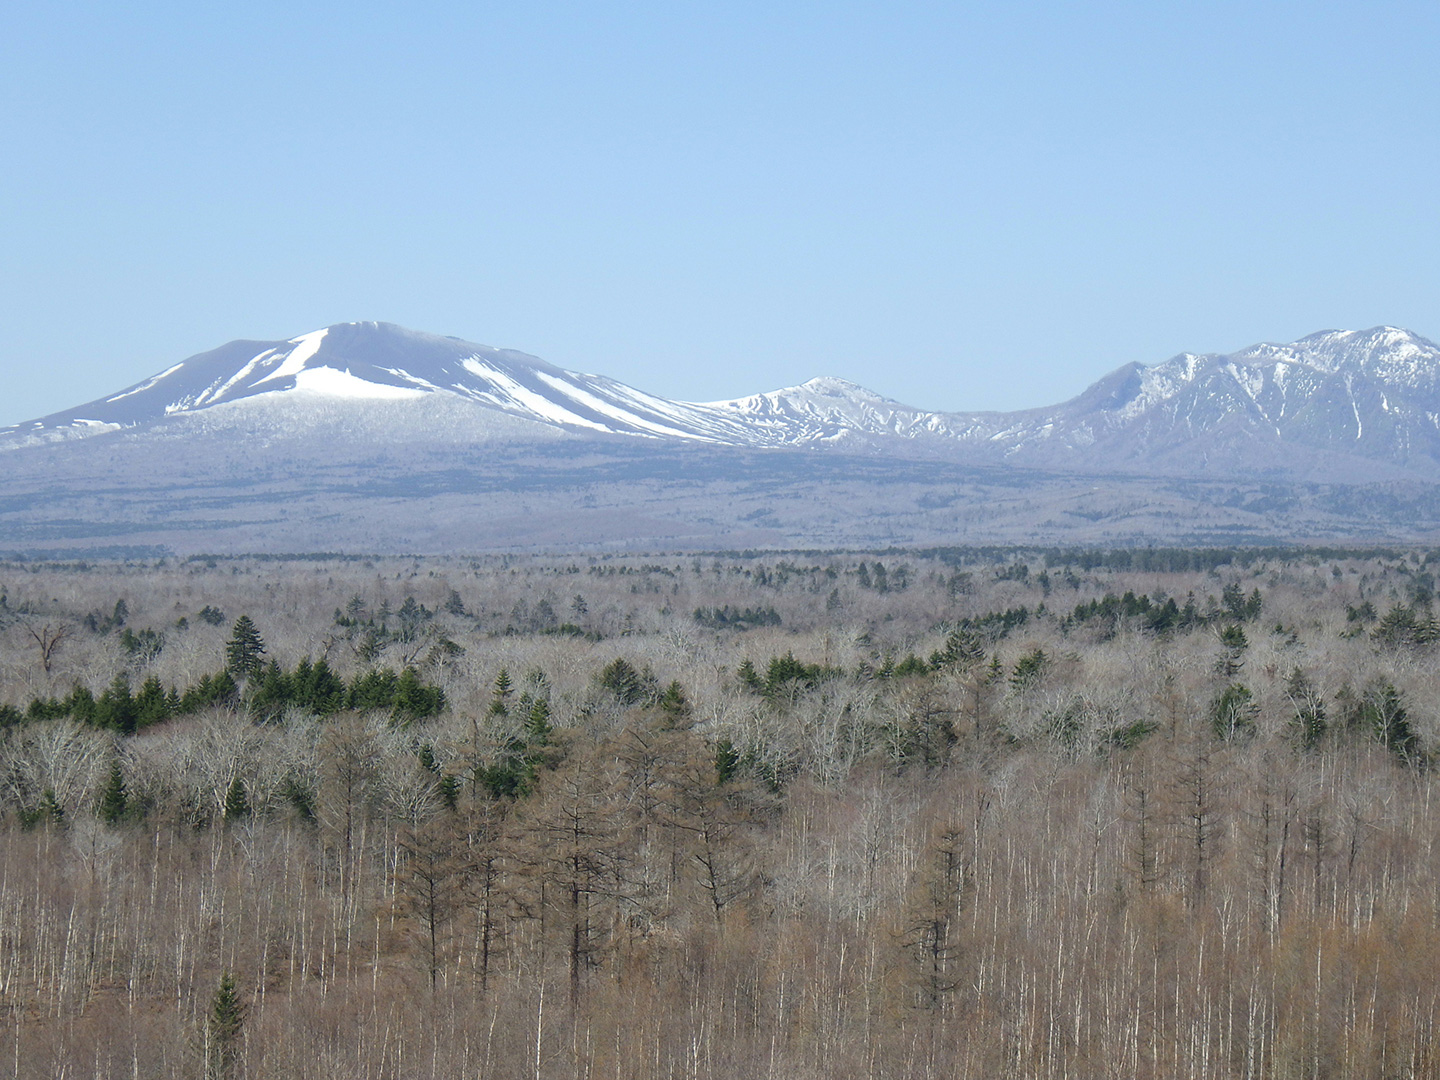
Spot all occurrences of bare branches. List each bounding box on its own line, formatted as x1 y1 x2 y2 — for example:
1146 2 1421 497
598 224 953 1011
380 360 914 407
24 620 72 675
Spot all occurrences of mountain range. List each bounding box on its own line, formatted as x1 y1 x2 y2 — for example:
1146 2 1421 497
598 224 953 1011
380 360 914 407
4 322 1440 554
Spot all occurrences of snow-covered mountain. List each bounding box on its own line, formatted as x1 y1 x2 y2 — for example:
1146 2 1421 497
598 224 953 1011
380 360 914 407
948 326 1440 476
2 323 766 445
6 321 1440 479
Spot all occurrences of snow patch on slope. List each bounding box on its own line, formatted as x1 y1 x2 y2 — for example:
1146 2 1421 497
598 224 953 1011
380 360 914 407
200 348 275 405
255 328 329 386
533 372 718 440
289 367 428 400
106 363 186 403
460 359 616 433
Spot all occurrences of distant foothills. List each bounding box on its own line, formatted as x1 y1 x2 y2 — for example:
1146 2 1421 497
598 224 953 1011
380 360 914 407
4 322 1440 555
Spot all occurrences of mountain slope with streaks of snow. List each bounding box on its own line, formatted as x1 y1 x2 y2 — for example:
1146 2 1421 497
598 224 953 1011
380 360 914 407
948 326 1440 476
6 321 1440 480
1 323 766 446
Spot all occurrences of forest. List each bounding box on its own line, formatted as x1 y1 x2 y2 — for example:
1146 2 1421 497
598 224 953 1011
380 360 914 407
1 545 1438 1078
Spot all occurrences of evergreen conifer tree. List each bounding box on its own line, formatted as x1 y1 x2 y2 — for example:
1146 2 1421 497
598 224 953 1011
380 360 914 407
658 680 691 727
715 738 741 784
206 971 245 1078
95 672 138 734
1215 624 1249 678
66 684 96 724
135 674 171 727
38 788 65 827
223 776 250 821
1362 683 1418 762
225 616 266 679
392 667 432 722
98 760 128 824
1211 683 1258 740
526 697 553 744
489 668 513 716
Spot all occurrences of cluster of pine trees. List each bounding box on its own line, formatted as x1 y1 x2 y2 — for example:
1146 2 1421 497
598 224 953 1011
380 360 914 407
2 614 444 734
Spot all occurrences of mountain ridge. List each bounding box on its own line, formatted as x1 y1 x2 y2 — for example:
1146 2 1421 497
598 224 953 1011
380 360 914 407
10 321 1440 480
5 321 1440 556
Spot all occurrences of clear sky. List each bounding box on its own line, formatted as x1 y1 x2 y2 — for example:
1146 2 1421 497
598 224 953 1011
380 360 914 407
3 1 1438 426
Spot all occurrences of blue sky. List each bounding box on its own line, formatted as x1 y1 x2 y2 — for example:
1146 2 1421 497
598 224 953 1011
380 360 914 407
3 1 1438 425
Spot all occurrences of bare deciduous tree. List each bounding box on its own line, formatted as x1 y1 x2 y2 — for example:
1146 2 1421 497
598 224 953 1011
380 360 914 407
25 620 72 675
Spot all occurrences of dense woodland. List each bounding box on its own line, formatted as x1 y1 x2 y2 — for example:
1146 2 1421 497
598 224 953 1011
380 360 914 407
1 546 1440 1078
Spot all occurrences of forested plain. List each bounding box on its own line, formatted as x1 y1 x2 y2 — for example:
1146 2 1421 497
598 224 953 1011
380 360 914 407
2 546 1440 1079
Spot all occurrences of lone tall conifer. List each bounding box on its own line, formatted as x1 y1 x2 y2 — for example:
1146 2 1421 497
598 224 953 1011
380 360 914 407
97 760 128 824
225 616 265 678
205 971 245 1077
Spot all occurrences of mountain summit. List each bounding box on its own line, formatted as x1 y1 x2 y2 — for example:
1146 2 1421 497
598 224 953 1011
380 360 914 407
7 322 749 443
7 321 1440 478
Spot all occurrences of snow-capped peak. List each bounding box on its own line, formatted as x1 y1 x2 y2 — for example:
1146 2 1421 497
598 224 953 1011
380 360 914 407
7 323 884 448
794 376 891 400
1232 326 1440 382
